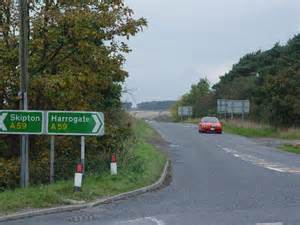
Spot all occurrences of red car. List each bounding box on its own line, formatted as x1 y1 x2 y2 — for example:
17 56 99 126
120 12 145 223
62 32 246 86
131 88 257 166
199 117 222 134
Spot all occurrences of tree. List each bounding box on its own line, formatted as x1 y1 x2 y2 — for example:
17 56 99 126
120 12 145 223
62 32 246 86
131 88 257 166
176 34 300 127
175 78 214 118
0 0 147 189
213 34 300 126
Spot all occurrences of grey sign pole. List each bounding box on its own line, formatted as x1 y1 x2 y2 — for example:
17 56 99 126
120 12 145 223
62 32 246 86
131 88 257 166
231 102 234 119
19 0 30 188
81 136 85 172
242 101 245 121
50 136 55 184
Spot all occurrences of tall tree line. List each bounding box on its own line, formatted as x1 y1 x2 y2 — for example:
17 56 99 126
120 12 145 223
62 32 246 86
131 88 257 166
174 34 300 127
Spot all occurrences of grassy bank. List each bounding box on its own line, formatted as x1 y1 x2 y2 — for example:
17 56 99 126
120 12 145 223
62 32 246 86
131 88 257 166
223 122 276 138
281 144 300 154
0 120 166 215
223 120 300 139
182 118 300 140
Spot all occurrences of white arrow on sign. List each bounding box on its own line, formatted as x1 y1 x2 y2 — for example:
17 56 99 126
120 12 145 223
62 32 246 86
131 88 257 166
92 114 101 133
0 113 8 131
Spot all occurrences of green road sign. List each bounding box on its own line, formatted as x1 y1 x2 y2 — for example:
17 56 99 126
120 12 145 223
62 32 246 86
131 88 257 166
46 111 104 136
0 110 44 134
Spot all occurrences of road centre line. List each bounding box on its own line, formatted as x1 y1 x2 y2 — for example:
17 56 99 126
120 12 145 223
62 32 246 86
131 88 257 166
256 223 283 225
218 146 300 174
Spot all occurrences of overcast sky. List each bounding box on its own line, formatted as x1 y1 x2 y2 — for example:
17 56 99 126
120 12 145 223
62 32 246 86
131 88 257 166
122 0 300 104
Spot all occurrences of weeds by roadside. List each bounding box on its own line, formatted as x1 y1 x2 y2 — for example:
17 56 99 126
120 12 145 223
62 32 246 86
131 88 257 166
182 118 300 140
223 120 300 139
0 120 166 215
280 144 300 154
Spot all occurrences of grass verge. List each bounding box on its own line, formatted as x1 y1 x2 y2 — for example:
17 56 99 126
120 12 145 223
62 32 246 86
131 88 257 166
0 120 166 215
222 123 277 138
222 120 300 139
182 118 300 140
280 144 300 154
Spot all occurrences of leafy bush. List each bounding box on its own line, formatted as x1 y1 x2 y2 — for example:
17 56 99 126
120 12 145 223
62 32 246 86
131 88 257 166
0 0 146 190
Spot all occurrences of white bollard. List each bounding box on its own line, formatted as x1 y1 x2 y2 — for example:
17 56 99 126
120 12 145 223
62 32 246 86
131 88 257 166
110 154 117 175
74 163 84 191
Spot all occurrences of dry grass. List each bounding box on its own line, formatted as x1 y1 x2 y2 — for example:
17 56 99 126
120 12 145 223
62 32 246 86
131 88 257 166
224 119 271 129
223 119 300 140
281 144 300 154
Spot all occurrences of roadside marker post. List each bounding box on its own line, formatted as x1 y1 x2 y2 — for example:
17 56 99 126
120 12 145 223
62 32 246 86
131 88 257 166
74 162 84 192
110 153 117 175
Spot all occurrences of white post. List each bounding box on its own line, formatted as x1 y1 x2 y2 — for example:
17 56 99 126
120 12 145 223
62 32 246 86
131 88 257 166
74 136 85 191
110 153 117 175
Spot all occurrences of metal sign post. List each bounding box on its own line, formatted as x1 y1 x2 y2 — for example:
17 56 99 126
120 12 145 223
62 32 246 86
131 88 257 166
81 136 85 171
50 136 55 184
19 0 30 188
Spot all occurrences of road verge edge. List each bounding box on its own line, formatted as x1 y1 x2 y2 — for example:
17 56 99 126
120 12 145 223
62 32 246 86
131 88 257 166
0 160 170 223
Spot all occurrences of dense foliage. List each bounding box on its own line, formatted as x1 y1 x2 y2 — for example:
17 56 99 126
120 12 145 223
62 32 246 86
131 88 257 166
174 35 300 127
171 78 215 119
0 0 146 190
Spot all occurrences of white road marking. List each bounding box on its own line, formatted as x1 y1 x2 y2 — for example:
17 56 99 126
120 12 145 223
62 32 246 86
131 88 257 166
145 216 166 225
169 144 179 148
117 216 165 225
219 146 300 174
256 223 283 225
264 167 286 173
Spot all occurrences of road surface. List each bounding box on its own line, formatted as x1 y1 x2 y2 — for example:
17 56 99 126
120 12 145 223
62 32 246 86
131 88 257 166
4 122 300 225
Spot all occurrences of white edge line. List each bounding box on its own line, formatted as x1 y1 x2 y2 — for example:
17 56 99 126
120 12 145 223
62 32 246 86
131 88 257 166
256 223 283 225
146 217 166 225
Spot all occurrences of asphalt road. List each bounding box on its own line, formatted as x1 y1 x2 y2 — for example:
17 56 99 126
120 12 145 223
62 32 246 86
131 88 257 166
4 122 300 225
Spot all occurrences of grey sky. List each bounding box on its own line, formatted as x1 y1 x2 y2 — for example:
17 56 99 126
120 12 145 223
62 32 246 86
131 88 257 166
122 0 300 104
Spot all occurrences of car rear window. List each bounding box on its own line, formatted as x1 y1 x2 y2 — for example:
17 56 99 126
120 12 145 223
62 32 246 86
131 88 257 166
201 117 219 123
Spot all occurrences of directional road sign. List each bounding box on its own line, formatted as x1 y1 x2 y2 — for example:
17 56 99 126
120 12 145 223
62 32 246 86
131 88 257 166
178 106 193 117
0 110 44 134
46 111 104 136
217 99 250 114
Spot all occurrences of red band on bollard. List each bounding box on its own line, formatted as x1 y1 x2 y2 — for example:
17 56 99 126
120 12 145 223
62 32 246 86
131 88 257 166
111 154 116 163
76 163 84 173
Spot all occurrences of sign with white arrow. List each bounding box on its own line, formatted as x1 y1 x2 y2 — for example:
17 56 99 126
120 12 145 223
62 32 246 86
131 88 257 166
46 111 104 136
0 110 44 134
